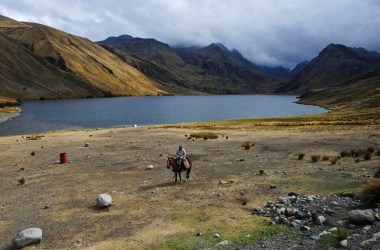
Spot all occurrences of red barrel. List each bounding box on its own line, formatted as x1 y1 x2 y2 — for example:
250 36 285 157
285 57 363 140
60 153 68 164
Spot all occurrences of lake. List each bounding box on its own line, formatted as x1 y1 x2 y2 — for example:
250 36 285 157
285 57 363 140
0 95 326 136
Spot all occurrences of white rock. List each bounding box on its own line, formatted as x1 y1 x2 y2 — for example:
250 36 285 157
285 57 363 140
96 194 112 208
216 240 229 246
133 124 138 127
213 233 220 238
373 231 380 239
146 165 154 170
12 228 42 248
84 143 90 147
339 239 348 247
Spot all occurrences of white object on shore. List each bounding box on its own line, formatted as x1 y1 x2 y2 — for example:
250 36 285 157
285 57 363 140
96 194 112 208
133 124 138 127
12 228 42 248
146 165 154 170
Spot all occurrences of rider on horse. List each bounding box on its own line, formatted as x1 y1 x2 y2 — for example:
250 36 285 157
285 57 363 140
176 145 187 171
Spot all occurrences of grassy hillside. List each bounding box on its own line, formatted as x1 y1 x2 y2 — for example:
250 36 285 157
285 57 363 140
0 15 167 101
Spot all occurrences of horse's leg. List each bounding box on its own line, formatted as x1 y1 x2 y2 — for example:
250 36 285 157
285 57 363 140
178 171 182 183
174 172 177 182
186 167 191 180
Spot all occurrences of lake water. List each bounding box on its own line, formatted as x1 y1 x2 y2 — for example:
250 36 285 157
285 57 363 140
0 95 326 136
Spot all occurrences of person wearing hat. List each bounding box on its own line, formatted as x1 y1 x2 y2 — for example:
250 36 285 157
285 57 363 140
176 145 187 170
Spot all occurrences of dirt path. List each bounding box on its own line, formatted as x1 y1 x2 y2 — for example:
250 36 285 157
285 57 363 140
0 126 379 249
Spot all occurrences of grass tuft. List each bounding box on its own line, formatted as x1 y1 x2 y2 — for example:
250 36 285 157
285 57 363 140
322 156 330 161
298 153 305 160
358 180 380 207
241 142 251 150
311 155 321 162
330 158 338 165
18 177 26 185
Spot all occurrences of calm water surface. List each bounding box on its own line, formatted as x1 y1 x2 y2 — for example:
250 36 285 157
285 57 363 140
0 95 326 136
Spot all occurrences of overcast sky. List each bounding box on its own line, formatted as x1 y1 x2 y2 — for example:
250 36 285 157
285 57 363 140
1 0 380 68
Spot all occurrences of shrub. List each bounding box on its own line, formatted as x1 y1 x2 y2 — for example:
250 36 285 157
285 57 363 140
364 152 372 161
376 149 380 156
374 167 380 178
311 155 321 162
241 142 251 150
340 150 350 157
354 149 366 158
298 153 305 160
322 156 330 161
31 151 35 156
358 180 380 206
330 158 338 165
258 169 265 175
18 177 26 185
355 158 360 163
226 136 229 139
335 226 349 241
189 132 218 140
367 147 375 154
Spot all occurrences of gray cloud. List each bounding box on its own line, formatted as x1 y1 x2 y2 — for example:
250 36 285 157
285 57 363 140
1 0 380 68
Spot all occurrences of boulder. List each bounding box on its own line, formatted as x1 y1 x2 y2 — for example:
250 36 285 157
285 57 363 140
12 228 42 248
348 209 376 225
96 193 112 208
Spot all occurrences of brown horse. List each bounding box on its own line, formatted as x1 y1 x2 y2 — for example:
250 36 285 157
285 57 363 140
167 157 192 182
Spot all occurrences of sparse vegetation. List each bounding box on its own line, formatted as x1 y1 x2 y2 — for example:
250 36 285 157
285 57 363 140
18 177 26 185
241 142 251 150
298 153 305 160
364 152 372 161
322 156 329 161
311 155 321 162
335 226 349 241
358 180 380 206
340 150 350 157
330 157 338 165
367 147 375 154
189 132 218 140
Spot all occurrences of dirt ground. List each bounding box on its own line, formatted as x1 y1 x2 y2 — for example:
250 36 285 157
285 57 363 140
0 124 379 249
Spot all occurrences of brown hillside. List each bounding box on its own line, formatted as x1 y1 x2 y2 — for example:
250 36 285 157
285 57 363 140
0 16 167 99
0 27 103 100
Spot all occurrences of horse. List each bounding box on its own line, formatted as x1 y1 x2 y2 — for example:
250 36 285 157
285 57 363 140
166 157 192 183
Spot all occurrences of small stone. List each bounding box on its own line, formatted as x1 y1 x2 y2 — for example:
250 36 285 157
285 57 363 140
84 143 90 147
12 228 42 248
340 239 348 248
310 235 320 240
300 226 310 231
219 180 228 184
363 225 371 230
316 215 326 225
213 233 220 238
373 231 380 238
146 165 154 170
195 232 202 236
96 194 112 208
270 184 277 189
216 240 229 246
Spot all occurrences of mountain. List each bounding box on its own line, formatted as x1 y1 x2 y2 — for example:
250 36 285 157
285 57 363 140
0 15 166 101
281 44 380 109
98 36 283 94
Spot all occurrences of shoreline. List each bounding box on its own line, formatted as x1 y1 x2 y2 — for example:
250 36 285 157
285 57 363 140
0 107 21 124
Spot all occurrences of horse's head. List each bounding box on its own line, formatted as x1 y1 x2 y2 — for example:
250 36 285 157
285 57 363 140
167 157 174 169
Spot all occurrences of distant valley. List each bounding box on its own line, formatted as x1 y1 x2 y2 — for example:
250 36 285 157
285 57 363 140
1 15 379 111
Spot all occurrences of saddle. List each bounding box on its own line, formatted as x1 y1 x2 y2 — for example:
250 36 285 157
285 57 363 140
177 157 189 170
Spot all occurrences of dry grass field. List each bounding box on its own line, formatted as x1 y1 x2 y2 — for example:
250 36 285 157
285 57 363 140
0 113 379 249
